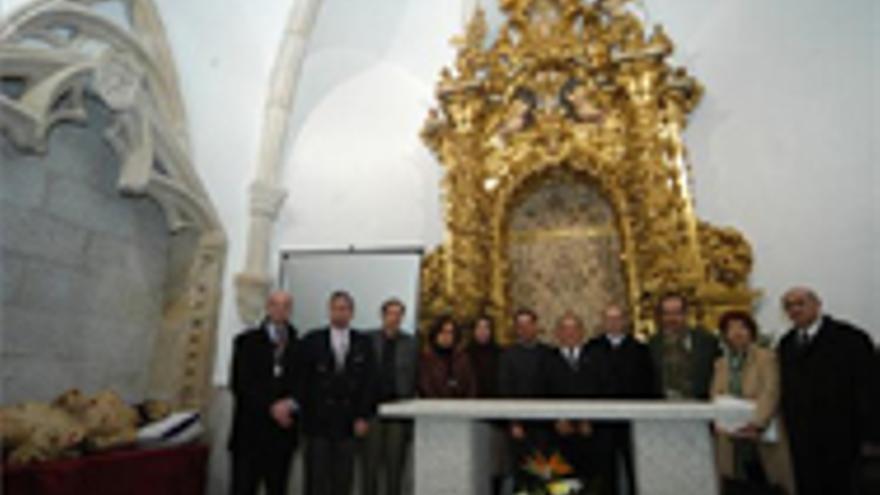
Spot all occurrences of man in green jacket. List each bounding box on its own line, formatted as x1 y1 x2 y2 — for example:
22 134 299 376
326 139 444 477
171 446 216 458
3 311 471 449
648 293 721 399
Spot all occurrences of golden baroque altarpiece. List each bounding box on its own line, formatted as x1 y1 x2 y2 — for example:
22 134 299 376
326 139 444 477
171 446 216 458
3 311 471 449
419 0 757 340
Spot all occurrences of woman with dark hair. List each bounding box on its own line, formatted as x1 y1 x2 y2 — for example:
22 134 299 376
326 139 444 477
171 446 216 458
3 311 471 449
467 315 501 398
710 311 794 494
418 316 477 398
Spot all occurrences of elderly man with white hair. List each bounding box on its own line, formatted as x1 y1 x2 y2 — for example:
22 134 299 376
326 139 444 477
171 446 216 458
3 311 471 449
777 287 877 495
228 290 301 495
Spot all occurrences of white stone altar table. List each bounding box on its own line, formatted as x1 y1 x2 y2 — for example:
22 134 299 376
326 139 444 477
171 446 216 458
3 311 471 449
380 399 752 495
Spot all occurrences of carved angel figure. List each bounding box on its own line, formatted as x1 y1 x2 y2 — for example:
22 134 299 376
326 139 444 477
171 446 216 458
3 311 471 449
560 79 604 124
489 87 538 147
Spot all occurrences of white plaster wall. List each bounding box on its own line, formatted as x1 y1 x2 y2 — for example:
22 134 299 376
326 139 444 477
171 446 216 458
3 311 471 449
149 0 293 385
277 0 460 249
4 0 875 492
270 0 880 348
647 0 879 338
148 0 464 385
12 0 869 386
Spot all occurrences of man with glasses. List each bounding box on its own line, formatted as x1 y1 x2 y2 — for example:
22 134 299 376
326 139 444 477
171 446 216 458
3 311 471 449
777 287 877 495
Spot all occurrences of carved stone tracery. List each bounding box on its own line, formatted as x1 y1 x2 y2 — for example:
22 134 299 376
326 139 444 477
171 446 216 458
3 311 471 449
0 0 225 409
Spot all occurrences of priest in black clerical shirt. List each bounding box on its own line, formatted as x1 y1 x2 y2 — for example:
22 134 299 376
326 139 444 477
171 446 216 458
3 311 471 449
228 290 301 495
585 304 656 495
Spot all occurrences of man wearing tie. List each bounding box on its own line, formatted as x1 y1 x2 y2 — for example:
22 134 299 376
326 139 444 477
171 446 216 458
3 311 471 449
228 290 300 495
300 291 377 495
777 287 877 495
542 313 599 485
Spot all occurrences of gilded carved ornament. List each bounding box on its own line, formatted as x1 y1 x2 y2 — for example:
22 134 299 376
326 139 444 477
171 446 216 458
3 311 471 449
419 0 757 339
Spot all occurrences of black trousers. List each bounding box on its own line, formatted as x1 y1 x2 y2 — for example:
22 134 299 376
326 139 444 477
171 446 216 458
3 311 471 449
305 436 356 495
230 446 295 495
594 422 635 495
360 419 412 495
790 444 857 495
554 432 595 481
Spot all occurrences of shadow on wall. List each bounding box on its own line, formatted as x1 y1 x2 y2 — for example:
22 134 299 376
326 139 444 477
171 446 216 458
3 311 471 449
286 0 412 138
280 60 441 248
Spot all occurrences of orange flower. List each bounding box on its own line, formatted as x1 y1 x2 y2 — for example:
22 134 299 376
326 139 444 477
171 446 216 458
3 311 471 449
522 450 575 479
545 452 575 476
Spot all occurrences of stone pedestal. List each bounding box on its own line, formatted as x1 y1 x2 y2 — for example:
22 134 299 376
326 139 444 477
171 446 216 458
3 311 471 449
631 419 719 494
381 400 751 495
413 419 491 495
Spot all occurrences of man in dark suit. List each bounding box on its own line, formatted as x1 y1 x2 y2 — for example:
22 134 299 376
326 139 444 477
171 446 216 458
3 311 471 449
360 298 418 495
300 290 377 495
228 290 301 495
498 309 551 487
777 287 877 495
586 304 656 495
542 312 599 485
647 293 720 399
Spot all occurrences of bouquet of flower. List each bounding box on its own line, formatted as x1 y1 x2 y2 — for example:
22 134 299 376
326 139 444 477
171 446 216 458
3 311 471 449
514 450 585 495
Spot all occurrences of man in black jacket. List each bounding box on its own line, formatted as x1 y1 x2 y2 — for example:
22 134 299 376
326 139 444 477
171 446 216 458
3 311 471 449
542 312 599 485
778 287 877 495
586 304 656 495
228 290 300 495
300 290 377 495
498 309 551 487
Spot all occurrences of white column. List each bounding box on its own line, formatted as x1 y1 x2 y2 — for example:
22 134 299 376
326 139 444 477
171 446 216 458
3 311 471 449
235 0 324 323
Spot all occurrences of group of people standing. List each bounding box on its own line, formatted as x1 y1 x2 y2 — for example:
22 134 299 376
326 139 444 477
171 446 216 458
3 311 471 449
228 287 878 495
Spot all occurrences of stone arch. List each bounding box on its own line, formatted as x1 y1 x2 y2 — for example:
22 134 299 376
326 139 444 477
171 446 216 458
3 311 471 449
233 0 483 323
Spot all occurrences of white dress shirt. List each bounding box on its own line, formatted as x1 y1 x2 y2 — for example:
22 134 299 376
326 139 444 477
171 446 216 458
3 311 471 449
561 346 581 367
799 315 823 343
330 326 351 369
606 333 625 348
266 322 287 346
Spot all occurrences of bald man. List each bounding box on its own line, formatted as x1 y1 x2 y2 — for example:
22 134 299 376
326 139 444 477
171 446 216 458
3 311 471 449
777 287 877 495
542 313 599 486
585 304 656 495
229 291 301 495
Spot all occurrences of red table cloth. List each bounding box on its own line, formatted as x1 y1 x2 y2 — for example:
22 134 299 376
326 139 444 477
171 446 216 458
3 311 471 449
2 444 208 495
